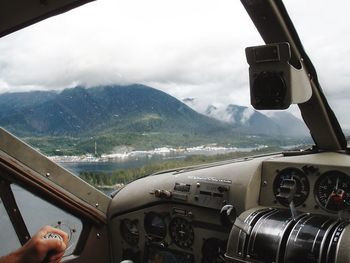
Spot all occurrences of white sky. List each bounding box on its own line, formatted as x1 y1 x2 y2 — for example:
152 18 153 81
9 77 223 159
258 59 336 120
0 0 350 128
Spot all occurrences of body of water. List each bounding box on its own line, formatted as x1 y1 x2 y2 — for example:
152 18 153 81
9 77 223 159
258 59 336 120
57 145 268 175
58 155 184 175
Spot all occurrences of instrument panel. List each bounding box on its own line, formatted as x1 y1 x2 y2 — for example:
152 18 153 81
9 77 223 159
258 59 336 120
260 158 350 217
109 152 350 262
108 154 264 263
110 203 229 262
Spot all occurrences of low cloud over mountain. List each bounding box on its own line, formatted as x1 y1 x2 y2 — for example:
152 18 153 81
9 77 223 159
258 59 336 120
183 98 309 137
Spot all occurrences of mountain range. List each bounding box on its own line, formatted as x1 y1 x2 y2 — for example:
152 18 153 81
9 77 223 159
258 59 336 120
0 84 309 154
0 85 232 137
0 84 309 138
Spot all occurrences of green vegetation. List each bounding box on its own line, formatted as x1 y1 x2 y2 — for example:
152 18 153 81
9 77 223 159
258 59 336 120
79 146 282 187
23 132 308 156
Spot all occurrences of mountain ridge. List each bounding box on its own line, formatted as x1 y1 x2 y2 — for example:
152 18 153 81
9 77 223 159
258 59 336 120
0 84 232 137
0 85 311 155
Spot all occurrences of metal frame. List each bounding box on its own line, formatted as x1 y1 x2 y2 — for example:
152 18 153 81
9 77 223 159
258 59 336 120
0 179 30 245
0 0 94 38
0 128 110 224
241 0 347 151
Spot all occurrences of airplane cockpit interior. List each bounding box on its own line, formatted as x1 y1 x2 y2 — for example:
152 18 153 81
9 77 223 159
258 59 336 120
1 0 350 262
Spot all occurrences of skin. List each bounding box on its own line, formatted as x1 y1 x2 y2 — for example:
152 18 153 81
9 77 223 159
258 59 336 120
0 226 68 263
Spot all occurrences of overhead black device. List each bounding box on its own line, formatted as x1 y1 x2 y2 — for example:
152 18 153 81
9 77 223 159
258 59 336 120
246 42 312 110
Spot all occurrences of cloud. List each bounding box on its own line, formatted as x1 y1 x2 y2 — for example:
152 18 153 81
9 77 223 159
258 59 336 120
0 0 259 94
0 0 349 128
241 108 255 124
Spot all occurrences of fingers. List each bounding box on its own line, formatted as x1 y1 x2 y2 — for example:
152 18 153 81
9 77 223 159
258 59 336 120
39 225 69 246
38 225 69 260
43 238 67 253
12 226 69 263
48 251 65 263
48 227 69 246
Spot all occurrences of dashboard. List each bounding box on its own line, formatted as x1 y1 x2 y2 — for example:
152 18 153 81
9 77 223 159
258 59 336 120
108 152 350 262
110 204 228 262
260 152 350 217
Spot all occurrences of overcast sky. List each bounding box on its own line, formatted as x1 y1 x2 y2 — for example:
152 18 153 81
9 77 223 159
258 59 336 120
0 0 350 127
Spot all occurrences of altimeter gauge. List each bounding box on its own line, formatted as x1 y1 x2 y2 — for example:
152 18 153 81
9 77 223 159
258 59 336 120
120 218 139 246
169 217 194 249
314 170 350 212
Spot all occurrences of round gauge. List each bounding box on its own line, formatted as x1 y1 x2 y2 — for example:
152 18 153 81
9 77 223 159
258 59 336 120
120 219 139 246
314 170 350 212
144 212 167 242
169 217 194 249
273 167 310 207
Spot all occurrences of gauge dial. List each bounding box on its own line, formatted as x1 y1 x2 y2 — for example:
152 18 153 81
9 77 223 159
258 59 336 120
144 212 167 242
314 171 350 212
169 217 194 249
120 219 139 246
273 167 310 206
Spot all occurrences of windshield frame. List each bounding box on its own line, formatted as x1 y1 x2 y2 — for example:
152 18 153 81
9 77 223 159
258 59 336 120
241 0 347 151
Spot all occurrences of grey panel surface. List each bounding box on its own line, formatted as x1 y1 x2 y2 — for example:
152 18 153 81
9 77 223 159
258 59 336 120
109 156 269 217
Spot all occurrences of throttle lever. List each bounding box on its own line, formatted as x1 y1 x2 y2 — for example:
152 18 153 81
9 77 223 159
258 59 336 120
43 232 63 241
277 178 297 220
220 205 237 227
220 204 252 235
43 232 64 263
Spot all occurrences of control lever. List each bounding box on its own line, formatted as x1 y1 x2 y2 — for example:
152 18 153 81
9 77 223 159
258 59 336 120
277 178 297 220
43 233 64 263
154 189 172 199
43 232 63 241
220 205 252 235
220 205 237 226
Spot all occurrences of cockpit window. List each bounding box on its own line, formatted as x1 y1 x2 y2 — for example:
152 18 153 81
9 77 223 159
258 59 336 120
0 0 316 194
0 200 21 257
283 0 350 143
11 184 83 256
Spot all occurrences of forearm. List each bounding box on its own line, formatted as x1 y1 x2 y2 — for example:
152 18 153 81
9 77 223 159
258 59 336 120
0 249 23 263
0 226 67 263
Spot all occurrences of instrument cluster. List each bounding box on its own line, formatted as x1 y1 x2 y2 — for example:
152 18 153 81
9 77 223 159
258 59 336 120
115 204 228 262
261 163 350 216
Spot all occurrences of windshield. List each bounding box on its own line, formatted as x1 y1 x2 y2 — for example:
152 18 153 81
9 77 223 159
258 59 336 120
0 0 325 193
283 0 350 137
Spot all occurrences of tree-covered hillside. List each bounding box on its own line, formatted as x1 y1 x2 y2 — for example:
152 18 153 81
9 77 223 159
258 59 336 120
0 85 311 155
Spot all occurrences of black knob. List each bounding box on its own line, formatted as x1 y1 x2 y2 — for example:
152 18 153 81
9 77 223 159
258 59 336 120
277 179 296 204
220 205 237 226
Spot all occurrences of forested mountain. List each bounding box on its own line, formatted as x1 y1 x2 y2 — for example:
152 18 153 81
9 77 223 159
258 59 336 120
0 85 310 155
0 85 230 137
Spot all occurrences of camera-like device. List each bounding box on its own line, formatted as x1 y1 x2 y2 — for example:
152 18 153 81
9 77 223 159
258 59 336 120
245 42 312 110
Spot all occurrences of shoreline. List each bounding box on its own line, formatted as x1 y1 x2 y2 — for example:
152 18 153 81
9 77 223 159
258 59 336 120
48 144 269 163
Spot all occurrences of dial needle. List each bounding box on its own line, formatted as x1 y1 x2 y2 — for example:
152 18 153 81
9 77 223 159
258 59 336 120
335 176 339 190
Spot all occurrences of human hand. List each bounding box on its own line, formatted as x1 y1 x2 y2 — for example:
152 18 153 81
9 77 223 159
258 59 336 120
0 225 69 263
22 225 68 263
